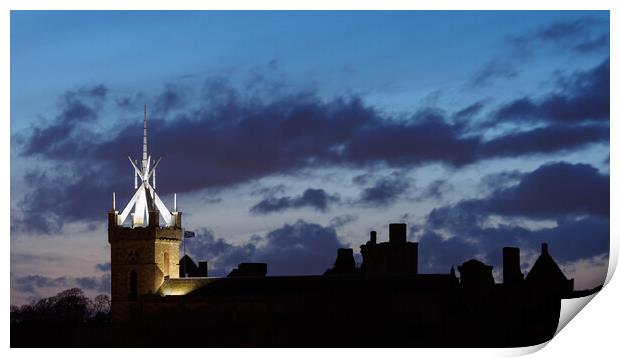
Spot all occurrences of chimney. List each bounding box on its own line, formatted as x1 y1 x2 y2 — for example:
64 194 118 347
389 223 407 244
370 231 377 244
198 261 208 277
541 243 548 254
503 247 523 285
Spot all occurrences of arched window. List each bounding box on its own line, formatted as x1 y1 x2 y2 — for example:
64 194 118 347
163 252 170 276
130 270 138 297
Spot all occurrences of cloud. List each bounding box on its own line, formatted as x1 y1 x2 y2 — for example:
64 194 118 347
249 184 288 197
479 170 523 191
482 162 609 218
21 85 107 159
13 63 609 233
185 220 345 276
185 228 257 277
429 162 608 224
95 262 111 272
359 174 410 207
329 214 358 228
254 220 344 275
420 161 609 275
511 17 609 54
12 166 127 234
452 101 486 121
494 58 609 124
250 188 340 214
154 85 185 114
469 60 518 87
75 274 111 292
13 275 68 294
418 231 479 274
480 122 608 158
12 273 111 297
420 214 609 274
416 179 451 201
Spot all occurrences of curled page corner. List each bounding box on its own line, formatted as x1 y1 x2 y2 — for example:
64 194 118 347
554 236 618 338
555 293 599 336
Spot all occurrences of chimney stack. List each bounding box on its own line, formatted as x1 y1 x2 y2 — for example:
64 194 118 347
502 247 523 285
389 223 407 244
370 231 377 244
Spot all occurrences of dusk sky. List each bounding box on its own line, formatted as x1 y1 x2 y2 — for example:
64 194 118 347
10 11 610 305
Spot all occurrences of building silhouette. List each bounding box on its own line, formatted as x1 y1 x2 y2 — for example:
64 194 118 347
179 255 208 278
106 110 577 347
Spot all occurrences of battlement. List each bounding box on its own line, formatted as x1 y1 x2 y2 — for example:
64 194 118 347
109 225 182 242
108 210 182 244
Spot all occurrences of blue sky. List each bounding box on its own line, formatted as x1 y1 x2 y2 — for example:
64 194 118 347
10 11 610 304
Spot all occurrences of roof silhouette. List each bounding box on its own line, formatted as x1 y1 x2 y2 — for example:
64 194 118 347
526 243 568 285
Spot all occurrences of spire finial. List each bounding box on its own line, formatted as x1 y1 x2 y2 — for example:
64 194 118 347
142 104 148 171
112 192 116 211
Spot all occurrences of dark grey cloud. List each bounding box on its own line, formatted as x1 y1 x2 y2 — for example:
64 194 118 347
12 167 127 234
22 85 106 159
421 161 609 274
154 85 185 114
75 274 111 293
479 170 523 191
250 188 339 214
511 17 609 54
352 173 374 186
95 262 111 272
14 61 609 233
483 162 609 218
12 273 110 297
185 229 256 277
416 179 451 201
186 220 345 276
329 214 358 228
254 220 344 275
429 161 609 222
13 275 68 294
419 215 609 275
249 184 288 197
494 58 609 124
359 174 410 207
480 122 608 158
469 60 518 87
418 231 479 273
452 101 486 121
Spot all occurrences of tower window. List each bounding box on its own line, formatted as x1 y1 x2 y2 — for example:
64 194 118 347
163 252 170 276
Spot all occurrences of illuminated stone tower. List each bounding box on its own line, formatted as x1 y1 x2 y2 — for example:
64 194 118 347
108 106 182 321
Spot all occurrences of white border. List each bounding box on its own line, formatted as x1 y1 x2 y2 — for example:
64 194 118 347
2 1 617 357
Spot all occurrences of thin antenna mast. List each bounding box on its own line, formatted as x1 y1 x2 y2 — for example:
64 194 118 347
142 104 148 172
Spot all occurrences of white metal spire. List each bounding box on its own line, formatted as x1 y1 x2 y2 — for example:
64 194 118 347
118 106 174 227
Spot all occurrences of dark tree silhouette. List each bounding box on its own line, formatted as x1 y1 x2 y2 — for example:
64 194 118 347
11 288 111 347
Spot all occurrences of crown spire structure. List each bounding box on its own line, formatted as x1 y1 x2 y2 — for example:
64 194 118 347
117 106 175 227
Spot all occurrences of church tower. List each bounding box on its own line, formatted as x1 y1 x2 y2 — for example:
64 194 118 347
108 106 183 321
